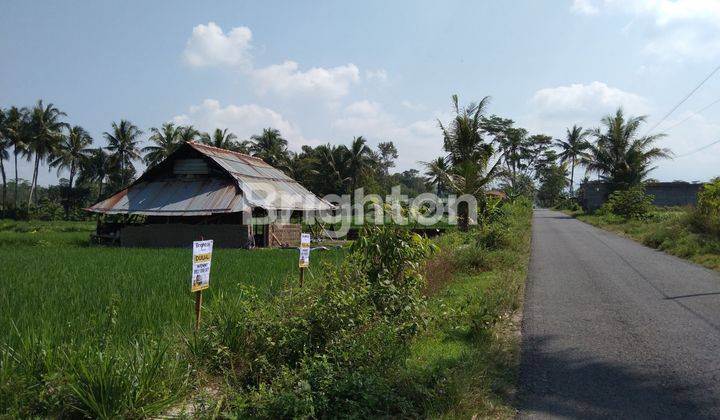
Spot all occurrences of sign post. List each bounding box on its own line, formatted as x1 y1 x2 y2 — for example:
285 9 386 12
299 233 310 287
191 239 213 331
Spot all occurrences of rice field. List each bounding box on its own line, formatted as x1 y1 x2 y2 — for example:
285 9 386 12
0 219 346 347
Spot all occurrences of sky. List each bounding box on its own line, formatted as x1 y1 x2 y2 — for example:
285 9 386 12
2 0 720 186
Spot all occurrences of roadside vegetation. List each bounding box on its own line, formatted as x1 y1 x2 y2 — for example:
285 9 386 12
0 199 532 418
567 180 720 272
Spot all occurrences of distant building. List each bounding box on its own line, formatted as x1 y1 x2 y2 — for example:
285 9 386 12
579 181 704 212
86 141 333 247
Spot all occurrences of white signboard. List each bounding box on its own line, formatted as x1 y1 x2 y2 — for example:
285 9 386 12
299 233 311 268
191 239 213 292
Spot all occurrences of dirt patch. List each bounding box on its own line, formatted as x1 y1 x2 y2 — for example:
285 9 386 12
422 251 455 295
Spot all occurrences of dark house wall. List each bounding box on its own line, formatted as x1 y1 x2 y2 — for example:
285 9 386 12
580 181 704 212
120 224 250 248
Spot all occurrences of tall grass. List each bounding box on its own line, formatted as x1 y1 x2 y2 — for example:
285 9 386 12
572 207 720 271
0 220 345 417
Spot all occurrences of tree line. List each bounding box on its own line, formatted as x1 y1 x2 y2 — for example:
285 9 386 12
0 97 670 220
0 100 434 219
418 95 669 220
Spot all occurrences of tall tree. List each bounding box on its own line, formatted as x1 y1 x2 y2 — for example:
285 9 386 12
556 125 591 196
143 122 181 167
2 107 29 208
436 95 503 230
27 100 68 205
0 110 8 209
50 125 93 217
79 148 114 200
346 136 373 194
377 141 398 176
200 128 249 153
50 125 93 189
178 125 200 143
420 156 450 196
585 108 671 190
249 128 289 167
104 120 142 187
309 144 349 196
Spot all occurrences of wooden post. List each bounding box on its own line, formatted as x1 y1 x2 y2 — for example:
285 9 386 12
299 266 305 288
194 290 202 331
194 234 204 332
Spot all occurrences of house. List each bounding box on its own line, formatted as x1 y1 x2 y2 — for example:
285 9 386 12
86 141 334 248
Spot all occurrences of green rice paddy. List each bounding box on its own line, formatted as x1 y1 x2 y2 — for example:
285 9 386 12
0 220 346 347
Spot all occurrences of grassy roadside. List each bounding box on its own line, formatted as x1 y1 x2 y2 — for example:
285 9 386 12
407 200 533 418
563 208 720 272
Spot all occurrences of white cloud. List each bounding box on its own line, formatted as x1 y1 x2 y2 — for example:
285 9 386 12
250 61 360 100
365 69 389 83
531 81 649 115
621 0 720 27
172 99 310 149
644 27 720 60
401 100 425 111
183 22 253 68
571 0 599 15
182 22 361 101
332 101 444 170
571 0 720 60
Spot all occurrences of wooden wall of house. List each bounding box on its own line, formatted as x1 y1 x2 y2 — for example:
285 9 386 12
120 224 250 248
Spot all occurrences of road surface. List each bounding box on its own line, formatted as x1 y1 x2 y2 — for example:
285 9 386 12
518 209 720 419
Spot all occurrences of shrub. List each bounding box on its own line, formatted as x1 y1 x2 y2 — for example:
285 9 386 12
195 223 435 418
690 178 720 237
600 186 654 219
553 197 580 211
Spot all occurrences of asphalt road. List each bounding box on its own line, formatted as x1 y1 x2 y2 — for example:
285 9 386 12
518 209 720 419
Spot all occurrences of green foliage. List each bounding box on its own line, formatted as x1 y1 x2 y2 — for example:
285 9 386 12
188 224 435 418
0 204 534 418
690 177 720 237
553 197 580 211
600 185 654 219
537 163 568 207
585 108 671 188
576 208 720 272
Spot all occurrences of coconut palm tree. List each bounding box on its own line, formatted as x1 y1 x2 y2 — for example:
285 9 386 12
178 125 200 143
249 128 289 166
556 125 591 196
50 125 93 189
346 136 373 194
104 120 142 187
420 156 450 196
49 125 93 218
435 95 504 231
585 108 672 190
27 100 68 205
2 106 29 208
79 148 114 201
143 122 181 167
309 144 350 196
200 128 249 153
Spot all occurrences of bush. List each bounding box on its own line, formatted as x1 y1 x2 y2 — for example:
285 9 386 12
600 186 654 219
553 197 580 211
690 178 720 237
195 224 435 418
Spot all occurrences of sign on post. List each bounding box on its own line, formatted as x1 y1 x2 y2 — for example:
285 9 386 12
191 239 213 292
299 233 310 268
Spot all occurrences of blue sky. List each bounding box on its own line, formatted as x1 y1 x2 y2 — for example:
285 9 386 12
2 0 720 186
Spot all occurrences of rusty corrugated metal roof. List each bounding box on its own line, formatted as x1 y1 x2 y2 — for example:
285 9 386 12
87 141 334 215
87 178 247 215
187 142 333 211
